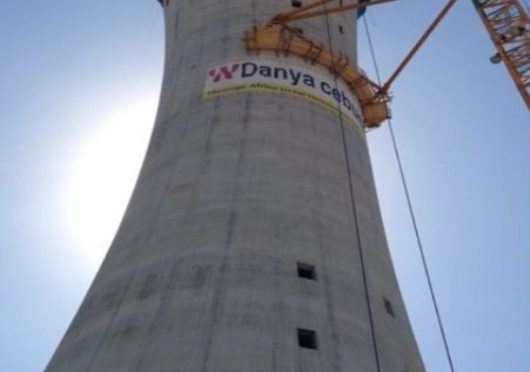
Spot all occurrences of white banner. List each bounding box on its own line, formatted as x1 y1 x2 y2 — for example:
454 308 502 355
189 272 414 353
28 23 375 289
203 59 364 132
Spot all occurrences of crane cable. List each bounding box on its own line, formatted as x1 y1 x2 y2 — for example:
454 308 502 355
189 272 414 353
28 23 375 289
362 16 456 372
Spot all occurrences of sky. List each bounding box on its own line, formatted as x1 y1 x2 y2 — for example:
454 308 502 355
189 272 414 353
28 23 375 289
0 1 528 371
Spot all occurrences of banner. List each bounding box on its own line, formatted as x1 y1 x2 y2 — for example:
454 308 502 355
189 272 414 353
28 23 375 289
203 59 364 132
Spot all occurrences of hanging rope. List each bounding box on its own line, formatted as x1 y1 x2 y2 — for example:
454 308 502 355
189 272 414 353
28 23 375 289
362 16 456 372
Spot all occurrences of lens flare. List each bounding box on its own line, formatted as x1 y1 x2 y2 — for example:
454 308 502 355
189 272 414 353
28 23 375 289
67 98 157 263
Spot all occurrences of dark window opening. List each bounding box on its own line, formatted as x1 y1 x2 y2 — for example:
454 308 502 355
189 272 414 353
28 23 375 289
338 25 344 34
292 0 303 7
297 262 317 280
297 328 318 349
384 297 395 318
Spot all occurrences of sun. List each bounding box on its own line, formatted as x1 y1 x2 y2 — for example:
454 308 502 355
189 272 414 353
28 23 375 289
67 97 157 264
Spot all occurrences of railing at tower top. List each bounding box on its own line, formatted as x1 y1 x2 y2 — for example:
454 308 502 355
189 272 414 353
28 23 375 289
270 0 395 24
244 25 391 128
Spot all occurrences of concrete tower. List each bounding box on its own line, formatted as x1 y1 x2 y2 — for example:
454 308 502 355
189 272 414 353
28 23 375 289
47 1 425 371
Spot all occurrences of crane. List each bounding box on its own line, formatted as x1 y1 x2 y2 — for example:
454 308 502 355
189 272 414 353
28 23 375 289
244 0 530 128
472 0 530 108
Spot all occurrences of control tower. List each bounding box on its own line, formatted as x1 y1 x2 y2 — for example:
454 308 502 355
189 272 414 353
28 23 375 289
47 1 425 371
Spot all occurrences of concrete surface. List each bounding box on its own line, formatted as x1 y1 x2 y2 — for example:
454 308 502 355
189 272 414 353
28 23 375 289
46 1 425 371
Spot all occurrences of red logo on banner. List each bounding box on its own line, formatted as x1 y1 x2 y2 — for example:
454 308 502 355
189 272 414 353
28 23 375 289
208 64 240 82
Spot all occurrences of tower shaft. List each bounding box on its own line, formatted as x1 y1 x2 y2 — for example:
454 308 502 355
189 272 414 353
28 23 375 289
47 1 425 371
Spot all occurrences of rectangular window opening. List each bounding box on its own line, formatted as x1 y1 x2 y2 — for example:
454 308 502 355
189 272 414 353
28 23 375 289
297 328 318 350
297 262 317 281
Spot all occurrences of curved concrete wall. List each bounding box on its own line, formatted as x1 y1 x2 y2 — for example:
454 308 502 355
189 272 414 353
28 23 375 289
47 1 425 371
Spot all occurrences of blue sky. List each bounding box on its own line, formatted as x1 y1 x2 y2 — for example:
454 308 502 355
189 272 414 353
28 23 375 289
0 1 528 371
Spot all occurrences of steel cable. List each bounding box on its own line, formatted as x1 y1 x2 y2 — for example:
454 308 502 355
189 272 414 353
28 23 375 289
362 15 457 372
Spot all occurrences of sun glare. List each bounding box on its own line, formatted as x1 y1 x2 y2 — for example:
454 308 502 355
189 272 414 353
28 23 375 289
67 97 157 263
